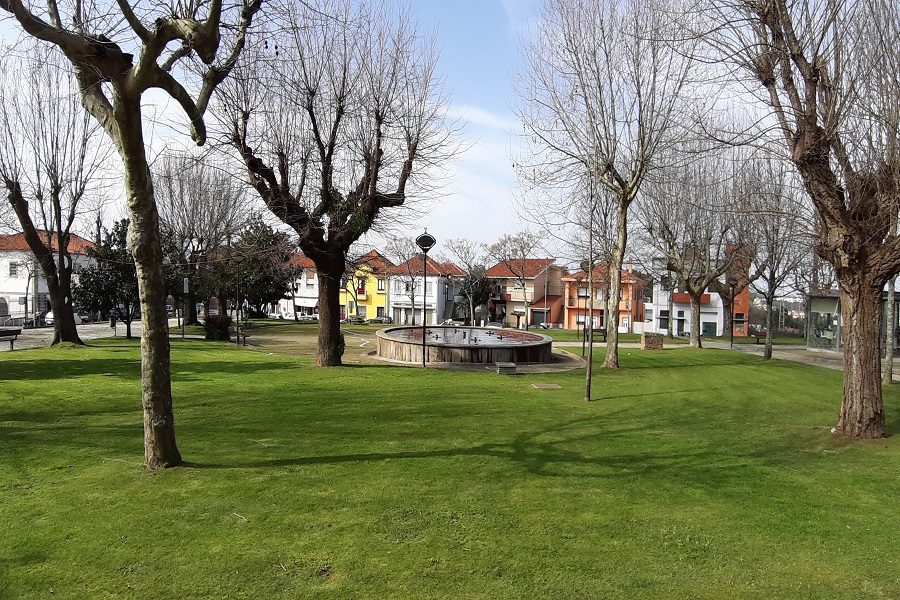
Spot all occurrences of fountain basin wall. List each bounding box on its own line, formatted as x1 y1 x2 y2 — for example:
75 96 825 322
376 326 553 364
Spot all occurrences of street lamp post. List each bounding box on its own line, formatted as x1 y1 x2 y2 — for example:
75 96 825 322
727 276 737 350
416 231 437 368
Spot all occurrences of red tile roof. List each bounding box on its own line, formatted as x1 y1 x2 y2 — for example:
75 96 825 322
389 253 465 277
288 253 316 270
0 231 94 255
355 249 395 273
485 258 554 279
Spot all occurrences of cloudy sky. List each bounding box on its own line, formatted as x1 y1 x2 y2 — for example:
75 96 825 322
400 0 542 246
0 1 545 249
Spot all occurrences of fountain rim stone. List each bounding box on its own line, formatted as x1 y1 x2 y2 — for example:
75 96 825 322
376 325 553 349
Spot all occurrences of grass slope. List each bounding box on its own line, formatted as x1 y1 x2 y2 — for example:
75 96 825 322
2 341 899 599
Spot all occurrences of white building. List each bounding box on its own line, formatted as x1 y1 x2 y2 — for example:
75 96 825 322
0 232 94 326
276 254 320 318
388 254 465 325
642 281 727 337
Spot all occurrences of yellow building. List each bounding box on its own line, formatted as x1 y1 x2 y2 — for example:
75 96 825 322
339 249 394 321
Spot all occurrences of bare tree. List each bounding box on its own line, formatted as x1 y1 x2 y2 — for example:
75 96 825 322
640 153 745 348
0 45 109 344
485 232 543 330
517 0 695 368
155 154 247 325
746 159 810 359
1 0 263 468
885 216 898 384
708 0 900 438
217 0 454 366
385 237 422 325
444 238 491 325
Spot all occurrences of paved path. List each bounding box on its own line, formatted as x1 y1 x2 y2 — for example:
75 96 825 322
0 321 144 351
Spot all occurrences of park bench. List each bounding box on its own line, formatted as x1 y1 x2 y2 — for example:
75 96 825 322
582 327 606 343
229 327 251 346
0 328 22 350
754 335 765 344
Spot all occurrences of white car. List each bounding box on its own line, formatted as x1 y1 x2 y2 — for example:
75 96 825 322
44 311 82 326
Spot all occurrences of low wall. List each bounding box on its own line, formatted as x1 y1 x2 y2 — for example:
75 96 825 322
641 332 664 350
376 327 553 364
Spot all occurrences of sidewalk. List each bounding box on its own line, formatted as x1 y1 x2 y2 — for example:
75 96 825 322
0 321 144 351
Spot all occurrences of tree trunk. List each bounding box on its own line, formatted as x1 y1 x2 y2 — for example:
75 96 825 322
47 265 83 345
689 296 702 348
884 277 896 385
835 281 885 438
602 203 627 369
115 97 181 469
4 182 82 344
722 293 733 342
764 294 775 360
585 204 595 401
667 285 674 338
185 280 199 326
317 266 345 366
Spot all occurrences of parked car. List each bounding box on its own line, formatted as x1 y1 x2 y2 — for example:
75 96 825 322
297 313 319 322
44 311 83 326
369 316 393 324
485 321 503 329
267 310 284 319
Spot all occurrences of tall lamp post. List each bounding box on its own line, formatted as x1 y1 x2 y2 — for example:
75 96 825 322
727 276 737 350
416 230 436 367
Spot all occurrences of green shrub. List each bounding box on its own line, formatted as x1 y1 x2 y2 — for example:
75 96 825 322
204 315 233 341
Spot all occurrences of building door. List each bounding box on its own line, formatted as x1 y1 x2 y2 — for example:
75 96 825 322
702 321 716 337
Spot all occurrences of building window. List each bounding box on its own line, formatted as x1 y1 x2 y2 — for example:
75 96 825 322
377 278 385 291
645 308 654 322
377 306 385 317
576 314 586 324
597 289 604 300
426 282 433 295
659 309 669 330
357 278 366 295
577 287 588 297
9 262 18 278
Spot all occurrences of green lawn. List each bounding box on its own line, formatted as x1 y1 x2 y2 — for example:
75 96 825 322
2 340 899 598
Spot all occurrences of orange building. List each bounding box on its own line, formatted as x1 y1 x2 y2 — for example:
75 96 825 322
562 265 645 331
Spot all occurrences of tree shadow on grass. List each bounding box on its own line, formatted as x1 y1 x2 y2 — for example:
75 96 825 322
182 409 814 497
0 358 300 381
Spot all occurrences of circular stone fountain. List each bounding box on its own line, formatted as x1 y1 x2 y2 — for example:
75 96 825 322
376 326 553 364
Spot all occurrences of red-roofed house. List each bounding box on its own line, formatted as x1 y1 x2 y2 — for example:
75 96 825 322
562 265 645 332
388 253 466 325
484 258 565 328
0 231 95 324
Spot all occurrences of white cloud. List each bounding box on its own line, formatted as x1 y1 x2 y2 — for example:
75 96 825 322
447 104 520 132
